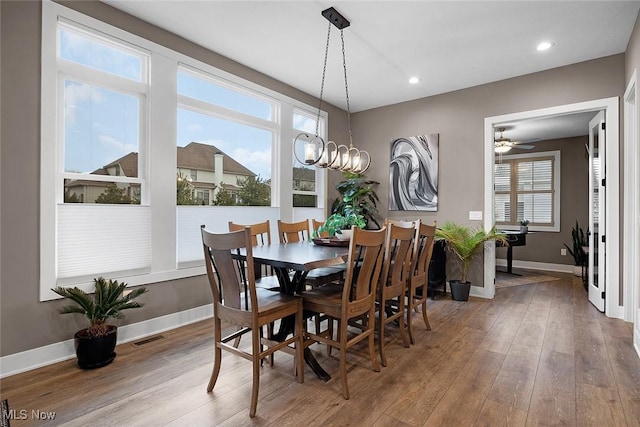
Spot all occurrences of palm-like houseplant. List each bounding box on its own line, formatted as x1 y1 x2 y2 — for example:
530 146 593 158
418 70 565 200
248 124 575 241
435 222 508 300
52 277 147 368
564 220 587 276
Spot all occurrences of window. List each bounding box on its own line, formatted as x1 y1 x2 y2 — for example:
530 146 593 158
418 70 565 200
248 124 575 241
494 151 560 231
292 109 324 207
41 2 327 300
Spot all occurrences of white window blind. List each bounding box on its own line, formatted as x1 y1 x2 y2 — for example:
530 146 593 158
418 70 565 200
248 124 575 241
494 151 560 231
57 205 151 281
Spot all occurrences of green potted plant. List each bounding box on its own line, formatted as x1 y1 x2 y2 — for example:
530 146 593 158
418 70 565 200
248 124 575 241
331 172 381 229
52 277 147 369
313 212 366 240
519 219 530 233
435 222 508 301
564 220 587 276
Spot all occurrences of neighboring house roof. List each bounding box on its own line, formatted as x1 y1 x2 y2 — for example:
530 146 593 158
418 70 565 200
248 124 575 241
177 142 255 176
83 142 256 179
103 152 139 177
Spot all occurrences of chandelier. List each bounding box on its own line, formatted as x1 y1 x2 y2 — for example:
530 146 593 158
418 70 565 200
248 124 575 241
293 7 371 174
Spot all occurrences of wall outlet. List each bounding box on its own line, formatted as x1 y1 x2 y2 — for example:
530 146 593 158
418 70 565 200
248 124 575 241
561 248 567 256
469 211 483 221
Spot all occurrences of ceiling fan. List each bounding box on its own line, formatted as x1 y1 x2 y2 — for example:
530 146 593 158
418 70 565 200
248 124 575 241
494 128 535 153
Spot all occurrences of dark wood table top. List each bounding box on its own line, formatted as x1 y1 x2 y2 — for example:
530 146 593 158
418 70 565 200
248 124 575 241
247 241 348 271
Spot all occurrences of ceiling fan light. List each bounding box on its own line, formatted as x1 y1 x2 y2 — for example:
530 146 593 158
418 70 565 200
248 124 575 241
494 145 512 154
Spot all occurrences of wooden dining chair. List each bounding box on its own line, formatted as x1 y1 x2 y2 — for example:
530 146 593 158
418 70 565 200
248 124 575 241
302 226 386 399
200 225 304 418
229 220 279 290
311 218 329 238
406 221 437 344
376 223 414 366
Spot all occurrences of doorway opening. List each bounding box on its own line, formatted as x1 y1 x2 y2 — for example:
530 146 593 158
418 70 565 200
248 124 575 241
483 97 621 319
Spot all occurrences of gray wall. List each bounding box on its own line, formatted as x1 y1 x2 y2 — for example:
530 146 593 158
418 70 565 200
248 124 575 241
350 55 625 285
0 0 633 358
0 0 348 357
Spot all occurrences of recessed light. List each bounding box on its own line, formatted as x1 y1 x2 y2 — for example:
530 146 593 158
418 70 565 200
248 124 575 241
537 41 553 51
409 76 420 84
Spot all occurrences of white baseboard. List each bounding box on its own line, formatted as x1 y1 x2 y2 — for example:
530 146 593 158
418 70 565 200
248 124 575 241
0 304 213 379
495 259 574 273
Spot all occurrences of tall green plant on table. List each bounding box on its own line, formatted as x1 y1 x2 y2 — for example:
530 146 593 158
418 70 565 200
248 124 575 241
435 222 508 301
52 277 147 369
313 212 367 239
332 172 381 229
564 220 587 276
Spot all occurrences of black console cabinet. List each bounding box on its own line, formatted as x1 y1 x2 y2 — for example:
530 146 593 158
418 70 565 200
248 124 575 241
427 240 447 299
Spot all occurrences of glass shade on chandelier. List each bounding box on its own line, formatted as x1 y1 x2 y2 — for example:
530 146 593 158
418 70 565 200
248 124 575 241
292 6 371 174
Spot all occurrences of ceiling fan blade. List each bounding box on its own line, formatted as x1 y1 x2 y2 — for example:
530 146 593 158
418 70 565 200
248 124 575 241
513 144 534 149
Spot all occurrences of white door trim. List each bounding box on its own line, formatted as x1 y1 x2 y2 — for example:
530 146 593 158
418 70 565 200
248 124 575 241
484 98 622 319
624 70 638 323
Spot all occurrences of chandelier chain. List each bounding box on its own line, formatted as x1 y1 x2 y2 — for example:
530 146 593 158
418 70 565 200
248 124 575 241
340 29 353 147
315 22 332 137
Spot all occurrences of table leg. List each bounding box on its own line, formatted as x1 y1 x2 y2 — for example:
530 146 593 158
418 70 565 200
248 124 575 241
271 267 332 381
498 245 522 276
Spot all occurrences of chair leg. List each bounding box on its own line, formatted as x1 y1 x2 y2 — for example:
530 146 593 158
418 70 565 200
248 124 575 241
367 312 381 374
207 321 223 392
339 326 350 400
249 331 261 418
295 307 304 383
377 301 387 367
406 294 415 345
397 301 410 349
327 317 334 356
421 297 431 331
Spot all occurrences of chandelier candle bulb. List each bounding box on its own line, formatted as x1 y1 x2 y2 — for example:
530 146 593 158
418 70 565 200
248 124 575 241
305 143 316 163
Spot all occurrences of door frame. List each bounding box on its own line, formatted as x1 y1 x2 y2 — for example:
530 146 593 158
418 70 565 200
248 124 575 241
623 70 640 356
483 97 622 319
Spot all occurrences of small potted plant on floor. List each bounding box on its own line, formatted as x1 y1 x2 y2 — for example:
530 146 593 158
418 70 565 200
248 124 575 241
52 277 147 369
519 219 530 233
436 222 508 301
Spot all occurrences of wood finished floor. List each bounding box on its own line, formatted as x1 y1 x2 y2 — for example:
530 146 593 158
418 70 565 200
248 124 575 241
2 273 640 426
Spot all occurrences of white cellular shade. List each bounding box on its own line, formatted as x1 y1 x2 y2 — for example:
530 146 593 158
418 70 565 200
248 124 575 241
57 204 151 279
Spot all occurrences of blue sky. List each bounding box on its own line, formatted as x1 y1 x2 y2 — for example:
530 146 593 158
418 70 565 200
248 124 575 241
61 27 274 179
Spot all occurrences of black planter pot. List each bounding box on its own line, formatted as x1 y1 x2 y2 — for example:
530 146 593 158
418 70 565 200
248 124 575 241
449 280 471 301
74 325 117 369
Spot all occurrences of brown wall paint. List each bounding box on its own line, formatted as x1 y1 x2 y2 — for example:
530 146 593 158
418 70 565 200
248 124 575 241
0 0 347 357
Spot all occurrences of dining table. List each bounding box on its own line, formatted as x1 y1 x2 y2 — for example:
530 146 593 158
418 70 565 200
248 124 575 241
238 240 349 381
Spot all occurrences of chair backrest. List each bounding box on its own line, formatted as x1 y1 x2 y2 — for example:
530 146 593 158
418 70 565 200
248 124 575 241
380 223 416 295
311 218 329 238
201 225 256 312
229 220 271 246
277 219 310 243
342 227 387 310
411 222 437 287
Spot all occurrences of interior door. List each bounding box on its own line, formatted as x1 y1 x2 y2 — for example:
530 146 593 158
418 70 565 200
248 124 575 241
588 111 606 312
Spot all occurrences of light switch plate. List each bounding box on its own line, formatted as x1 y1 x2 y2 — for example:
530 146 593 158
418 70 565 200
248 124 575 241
469 211 483 221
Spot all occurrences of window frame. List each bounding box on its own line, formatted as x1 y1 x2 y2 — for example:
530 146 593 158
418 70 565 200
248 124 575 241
41 1 327 300
494 150 561 232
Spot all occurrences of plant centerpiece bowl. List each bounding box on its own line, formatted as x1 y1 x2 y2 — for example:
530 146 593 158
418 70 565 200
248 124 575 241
564 220 587 276
52 277 147 369
313 212 366 241
435 222 508 301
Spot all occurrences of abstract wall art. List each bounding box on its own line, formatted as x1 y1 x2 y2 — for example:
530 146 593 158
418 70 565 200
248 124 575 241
389 133 439 211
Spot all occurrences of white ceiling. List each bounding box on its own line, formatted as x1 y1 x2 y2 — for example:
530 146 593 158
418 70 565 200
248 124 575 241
102 0 639 139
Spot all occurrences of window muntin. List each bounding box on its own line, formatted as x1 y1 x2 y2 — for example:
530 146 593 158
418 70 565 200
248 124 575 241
58 24 143 82
178 70 273 121
42 2 326 298
494 152 560 230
